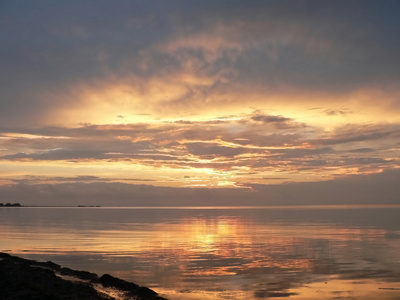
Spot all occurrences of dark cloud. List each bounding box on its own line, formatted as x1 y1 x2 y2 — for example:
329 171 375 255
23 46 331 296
324 109 352 116
185 142 250 158
1 148 107 161
269 147 334 159
349 148 375 153
6 175 156 184
246 168 400 206
249 112 305 129
1 1 400 125
251 114 291 124
311 124 400 146
1 168 399 206
339 157 390 165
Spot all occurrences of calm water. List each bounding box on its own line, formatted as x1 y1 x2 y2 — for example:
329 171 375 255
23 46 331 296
1 206 400 299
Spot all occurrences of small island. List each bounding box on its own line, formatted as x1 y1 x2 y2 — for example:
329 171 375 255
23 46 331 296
0 203 22 207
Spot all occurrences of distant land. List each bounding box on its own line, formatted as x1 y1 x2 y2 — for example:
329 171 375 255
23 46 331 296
0 203 22 207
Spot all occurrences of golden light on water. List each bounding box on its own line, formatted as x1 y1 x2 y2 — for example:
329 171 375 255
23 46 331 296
289 278 400 300
2 206 400 299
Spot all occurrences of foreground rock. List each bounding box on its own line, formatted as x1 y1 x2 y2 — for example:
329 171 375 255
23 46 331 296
0 252 168 300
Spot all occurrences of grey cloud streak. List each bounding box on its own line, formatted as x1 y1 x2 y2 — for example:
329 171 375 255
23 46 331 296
6 175 156 185
310 124 400 146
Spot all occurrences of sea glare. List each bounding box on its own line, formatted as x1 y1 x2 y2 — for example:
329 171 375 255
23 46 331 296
1 205 400 299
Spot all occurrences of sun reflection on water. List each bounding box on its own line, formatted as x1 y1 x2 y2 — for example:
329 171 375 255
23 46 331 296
1 207 400 299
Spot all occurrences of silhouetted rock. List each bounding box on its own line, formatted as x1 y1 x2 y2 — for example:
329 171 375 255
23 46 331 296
0 259 105 300
99 274 166 300
0 252 168 300
60 267 99 281
100 273 140 291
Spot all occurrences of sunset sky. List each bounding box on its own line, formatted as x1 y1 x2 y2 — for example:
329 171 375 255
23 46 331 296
1 0 399 206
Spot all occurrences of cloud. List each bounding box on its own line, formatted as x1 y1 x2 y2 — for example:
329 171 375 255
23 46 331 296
1 168 399 206
324 109 352 116
6 175 156 185
249 111 306 129
1 1 400 126
185 142 249 158
1 112 399 189
251 114 291 124
0 114 310 165
349 148 375 153
248 168 400 205
311 124 400 146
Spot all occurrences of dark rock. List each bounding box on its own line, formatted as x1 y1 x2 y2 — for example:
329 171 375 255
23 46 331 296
37 260 61 270
99 274 168 300
100 273 140 291
60 267 99 281
0 259 107 300
0 252 168 300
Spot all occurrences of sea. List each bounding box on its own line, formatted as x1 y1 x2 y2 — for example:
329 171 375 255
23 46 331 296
1 205 400 299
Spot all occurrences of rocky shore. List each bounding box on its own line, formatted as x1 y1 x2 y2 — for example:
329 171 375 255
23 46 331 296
0 252 168 300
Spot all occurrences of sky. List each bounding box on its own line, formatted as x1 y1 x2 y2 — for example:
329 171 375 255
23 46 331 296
1 0 399 206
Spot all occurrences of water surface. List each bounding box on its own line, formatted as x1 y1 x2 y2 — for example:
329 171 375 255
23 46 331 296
1 206 400 299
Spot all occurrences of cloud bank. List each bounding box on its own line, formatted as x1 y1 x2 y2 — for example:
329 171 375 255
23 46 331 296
1 169 399 206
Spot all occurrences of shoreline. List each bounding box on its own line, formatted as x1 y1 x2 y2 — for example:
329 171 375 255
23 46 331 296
0 252 168 300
